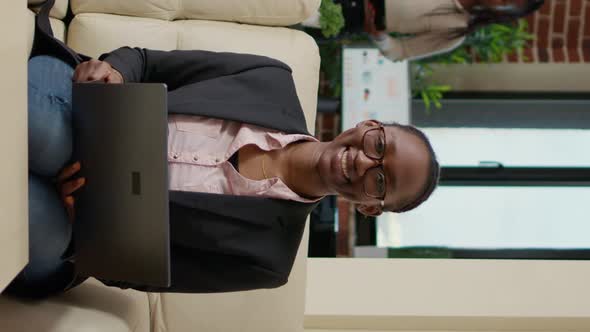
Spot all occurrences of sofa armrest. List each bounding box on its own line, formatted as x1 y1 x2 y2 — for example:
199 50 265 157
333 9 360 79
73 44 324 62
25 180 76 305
146 223 311 332
0 279 150 332
0 0 29 293
70 0 320 26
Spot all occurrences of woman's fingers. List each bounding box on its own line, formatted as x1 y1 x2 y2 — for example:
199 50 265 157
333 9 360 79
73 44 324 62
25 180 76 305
92 62 113 82
73 60 112 83
105 69 124 84
72 64 83 82
60 177 86 198
73 62 94 82
64 196 75 223
56 162 84 223
57 161 81 182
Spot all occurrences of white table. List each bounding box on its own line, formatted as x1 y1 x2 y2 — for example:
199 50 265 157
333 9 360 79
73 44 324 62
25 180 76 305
0 1 29 291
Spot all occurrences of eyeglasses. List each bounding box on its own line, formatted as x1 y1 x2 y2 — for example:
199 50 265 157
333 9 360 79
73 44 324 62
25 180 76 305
361 124 387 207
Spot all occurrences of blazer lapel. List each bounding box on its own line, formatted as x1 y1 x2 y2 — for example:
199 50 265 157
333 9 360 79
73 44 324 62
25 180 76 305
168 191 319 269
169 190 318 226
167 66 311 135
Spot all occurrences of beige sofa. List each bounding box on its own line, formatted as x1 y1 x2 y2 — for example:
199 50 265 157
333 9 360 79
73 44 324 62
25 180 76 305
0 0 320 331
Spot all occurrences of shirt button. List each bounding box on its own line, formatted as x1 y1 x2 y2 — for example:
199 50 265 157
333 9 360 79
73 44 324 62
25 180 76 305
215 158 220 163
193 156 198 161
173 154 179 159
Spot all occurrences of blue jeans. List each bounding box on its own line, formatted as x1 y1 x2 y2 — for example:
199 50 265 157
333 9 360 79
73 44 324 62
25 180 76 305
4 56 76 298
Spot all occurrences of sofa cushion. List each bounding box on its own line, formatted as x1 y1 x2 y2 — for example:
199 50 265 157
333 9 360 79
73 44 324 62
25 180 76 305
67 13 320 132
28 0 69 20
50 17 67 42
0 278 150 332
148 227 311 332
70 0 321 26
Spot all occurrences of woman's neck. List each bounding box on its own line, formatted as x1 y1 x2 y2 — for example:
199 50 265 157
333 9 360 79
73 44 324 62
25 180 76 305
272 141 332 199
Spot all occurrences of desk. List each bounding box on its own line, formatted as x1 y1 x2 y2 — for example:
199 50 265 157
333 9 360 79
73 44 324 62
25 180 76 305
0 1 29 291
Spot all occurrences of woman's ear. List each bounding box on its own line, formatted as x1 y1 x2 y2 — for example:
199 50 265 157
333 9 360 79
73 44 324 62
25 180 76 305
356 204 383 217
356 119 380 129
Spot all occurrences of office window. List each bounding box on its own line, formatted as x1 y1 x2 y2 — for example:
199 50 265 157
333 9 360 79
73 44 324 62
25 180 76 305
373 96 590 259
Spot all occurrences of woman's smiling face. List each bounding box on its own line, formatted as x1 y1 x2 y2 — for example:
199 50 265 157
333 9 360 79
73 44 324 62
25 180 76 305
316 120 431 215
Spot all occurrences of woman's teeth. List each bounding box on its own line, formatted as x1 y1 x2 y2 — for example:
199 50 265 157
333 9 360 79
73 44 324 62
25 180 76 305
341 149 350 181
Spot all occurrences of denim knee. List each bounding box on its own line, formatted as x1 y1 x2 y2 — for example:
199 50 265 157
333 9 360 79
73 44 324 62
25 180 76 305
25 173 72 284
28 56 75 176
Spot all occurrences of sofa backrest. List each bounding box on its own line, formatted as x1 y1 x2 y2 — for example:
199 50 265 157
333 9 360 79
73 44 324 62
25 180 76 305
71 0 321 26
67 14 320 131
28 0 69 20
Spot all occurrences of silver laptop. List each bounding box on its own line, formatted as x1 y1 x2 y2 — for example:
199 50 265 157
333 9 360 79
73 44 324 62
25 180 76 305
72 83 170 287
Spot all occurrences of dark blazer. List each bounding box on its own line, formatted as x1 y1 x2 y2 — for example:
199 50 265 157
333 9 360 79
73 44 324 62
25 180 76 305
32 2 319 293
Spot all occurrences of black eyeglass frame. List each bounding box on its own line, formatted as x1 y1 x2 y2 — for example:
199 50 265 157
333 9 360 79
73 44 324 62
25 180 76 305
361 124 387 208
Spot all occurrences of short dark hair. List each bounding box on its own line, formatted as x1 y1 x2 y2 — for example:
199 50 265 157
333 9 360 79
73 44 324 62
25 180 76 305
384 122 440 213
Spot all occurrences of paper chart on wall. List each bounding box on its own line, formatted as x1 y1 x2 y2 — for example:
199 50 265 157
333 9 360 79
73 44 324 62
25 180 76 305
341 47 411 130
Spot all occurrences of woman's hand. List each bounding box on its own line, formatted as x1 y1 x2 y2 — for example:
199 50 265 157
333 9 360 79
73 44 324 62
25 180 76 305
73 59 124 84
57 162 86 223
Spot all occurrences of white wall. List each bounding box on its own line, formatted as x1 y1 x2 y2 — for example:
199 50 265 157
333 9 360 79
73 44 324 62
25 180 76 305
430 63 590 92
423 128 590 167
377 127 590 249
379 186 590 249
305 258 590 331
306 330 552 332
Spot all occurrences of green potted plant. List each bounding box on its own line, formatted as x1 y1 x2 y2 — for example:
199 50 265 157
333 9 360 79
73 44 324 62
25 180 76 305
413 19 534 110
317 0 346 38
315 19 534 111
